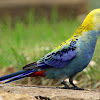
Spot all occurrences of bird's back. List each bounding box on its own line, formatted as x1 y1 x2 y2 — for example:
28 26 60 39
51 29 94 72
45 29 99 79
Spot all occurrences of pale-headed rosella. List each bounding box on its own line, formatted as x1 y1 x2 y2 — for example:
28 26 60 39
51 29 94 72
1 9 100 90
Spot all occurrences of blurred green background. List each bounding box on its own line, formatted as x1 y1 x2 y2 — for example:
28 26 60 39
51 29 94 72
89 0 100 9
0 0 100 89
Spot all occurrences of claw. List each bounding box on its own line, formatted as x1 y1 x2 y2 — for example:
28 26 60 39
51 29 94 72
60 80 84 90
70 86 84 90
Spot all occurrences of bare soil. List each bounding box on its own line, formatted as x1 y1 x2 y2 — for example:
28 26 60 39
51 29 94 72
0 90 35 100
0 84 100 100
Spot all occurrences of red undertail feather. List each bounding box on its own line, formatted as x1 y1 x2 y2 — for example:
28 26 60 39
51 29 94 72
28 71 45 77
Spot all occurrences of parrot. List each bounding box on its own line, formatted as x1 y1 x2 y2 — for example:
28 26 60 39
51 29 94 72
0 9 100 90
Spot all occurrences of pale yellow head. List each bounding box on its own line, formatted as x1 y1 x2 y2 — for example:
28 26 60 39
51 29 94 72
73 9 100 36
53 9 100 51
83 9 100 31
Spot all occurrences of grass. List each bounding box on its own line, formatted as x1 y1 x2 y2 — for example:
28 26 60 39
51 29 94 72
0 12 80 69
0 11 100 89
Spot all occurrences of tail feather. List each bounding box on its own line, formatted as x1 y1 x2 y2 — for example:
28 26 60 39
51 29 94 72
0 70 26 82
0 69 38 83
4 76 26 84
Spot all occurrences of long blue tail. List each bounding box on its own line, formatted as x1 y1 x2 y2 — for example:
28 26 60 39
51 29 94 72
0 69 38 84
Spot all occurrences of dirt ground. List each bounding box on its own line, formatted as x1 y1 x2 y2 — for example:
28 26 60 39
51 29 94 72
0 90 36 100
0 84 100 100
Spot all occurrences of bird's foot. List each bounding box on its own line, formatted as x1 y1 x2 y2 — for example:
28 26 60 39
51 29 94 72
61 85 70 89
60 81 70 89
61 86 84 90
69 86 84 90
56 86 84 90
60 81 84 90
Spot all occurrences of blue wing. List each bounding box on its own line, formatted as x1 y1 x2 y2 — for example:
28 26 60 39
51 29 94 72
37 40 78 68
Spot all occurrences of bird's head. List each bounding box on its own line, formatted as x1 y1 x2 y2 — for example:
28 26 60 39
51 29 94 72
83 9 100 31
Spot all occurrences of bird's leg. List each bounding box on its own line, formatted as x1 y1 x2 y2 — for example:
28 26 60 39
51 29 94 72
69 76 84 90
60 81 70 89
